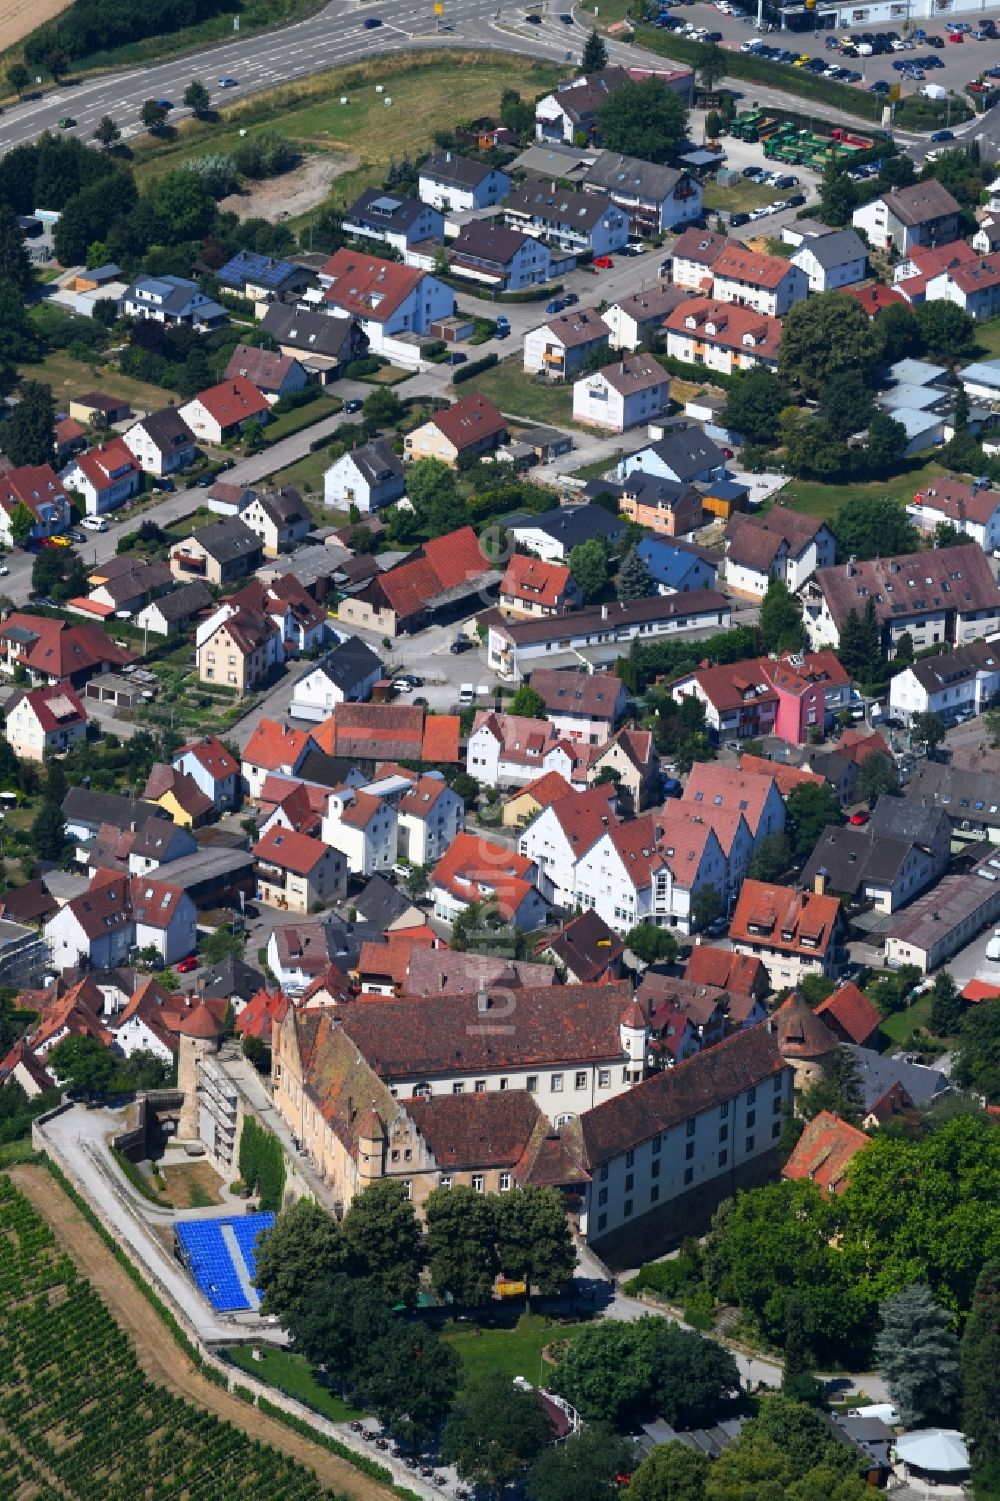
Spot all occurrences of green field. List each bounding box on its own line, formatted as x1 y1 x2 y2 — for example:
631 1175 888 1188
878 994 934 1047
25 348 176 413
441 1316 585 1387
702 182 797 216
463 358 579 428
226 1345 362 1422
769 455 949 528
131 54 563 214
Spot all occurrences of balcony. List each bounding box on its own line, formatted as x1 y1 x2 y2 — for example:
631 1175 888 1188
172 550 206 576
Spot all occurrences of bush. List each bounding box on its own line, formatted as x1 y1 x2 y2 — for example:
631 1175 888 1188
343 355 386 379
237 1116 285 1211
452 351 499 384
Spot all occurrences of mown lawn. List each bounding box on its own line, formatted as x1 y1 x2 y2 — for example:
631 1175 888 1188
130 55 563 212
878 994 933 1046
465 359 578 428
226 1345 363 1421
769 455 950 528
702 181 798 216
441 1315 585 1387
262 392 341 444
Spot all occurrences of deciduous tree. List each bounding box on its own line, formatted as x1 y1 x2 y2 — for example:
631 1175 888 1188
5 381 55 469
628 1442 709 1501
443 1371 551 1495
595 78 688 165
721 366 789 444
425 1185 499 1306
496 1185 575 1309
93 115 120 149
625 924 679 965
856 751 897 807
961 1255 1000 1472
529 1423 634 1501
785 782 844 862
354 1322 459 1449
833 495 917 564
342 1177 424 1308
510 683 546 718
48 1034 119 1098
140 99 169 133
759 579 806 654
183 79 211 117
778 293 880 398
569 536 609 603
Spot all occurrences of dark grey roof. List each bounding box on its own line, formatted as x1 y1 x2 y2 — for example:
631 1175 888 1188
903 760 1000 826
801 825 911 897
152 581 214 622
349 437 404 487
845 1044 951 1110
296 751 364 788
622 473 699 510
194 517 263 565
869 794 950 849
639 428 726 483
794 227 866 269
353 872 415 929
63 788 164 833
422 151 505 189
254 486 309 530
907 638 1000 694
514 504 624 549
201 953 266 1004
134 407 195 454
507 183 621 232
347 188 438 230
583 152 686 203
260 302 361 359
453 221 532 265
318 636 384 692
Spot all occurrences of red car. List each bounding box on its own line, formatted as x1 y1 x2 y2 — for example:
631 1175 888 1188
176 956 199 973
593 255 615 269
849 811 870 826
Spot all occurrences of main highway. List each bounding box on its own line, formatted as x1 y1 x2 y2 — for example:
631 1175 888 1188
0 0 904 155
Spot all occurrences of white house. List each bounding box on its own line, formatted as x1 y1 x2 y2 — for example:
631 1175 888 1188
60 439 143 517
924 251 1000 322
602 284 692 353
505 185 628 258
523 310 610 380
852 180 961 254
449 223 553 292
122 409 197 477
44 875 197 969
321 787 397 876
724 507 836 599
121 274 227 330
342 188 445 252
178 378 270 446
172 736 240 811
889 639 1000 724
239 489 311 556
134 581 213 638
711 244 808 318
518 785 619 910
572 353 669 433
789 228 867 293
5 683 87 762
582 154 702 235
908 476 1000 552
572 810 727 935
430 831 546 931
396 773 465 867
670 227 728 290
663 297 782 377
323 438 404 513
417 151 511 212
319 249 455 363
290 638 384 719
578 1027 793 1245
466 711 560 789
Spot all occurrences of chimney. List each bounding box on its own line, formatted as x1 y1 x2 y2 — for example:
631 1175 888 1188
601 603 608 620
477 988 490 1013
446 150 452 162
813 867 827 897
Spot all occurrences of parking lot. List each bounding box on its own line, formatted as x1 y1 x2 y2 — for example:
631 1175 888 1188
655 0 1000 113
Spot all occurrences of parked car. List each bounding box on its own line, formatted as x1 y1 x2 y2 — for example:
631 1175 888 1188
448 351 467 365
849 810 871 826
176 956 199 973
344 398 363 413
57 116 76 128
930 128 954 140
562 291 578 305
729 210 751 225
450 637 473 654
546 298 565 314
592 255 614 268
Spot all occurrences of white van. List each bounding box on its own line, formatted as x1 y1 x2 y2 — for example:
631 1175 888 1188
81 516 108 532
459 683 475 705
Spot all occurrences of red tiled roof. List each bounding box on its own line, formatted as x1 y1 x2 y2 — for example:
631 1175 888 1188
177 1001 225 1039
429 394 506 451
319 703 460 764
321 248 426 322
912 478 1000 527
405 950 556 996
62 873 188 939
683 764 779 839
516 770 574 806
815 981 882 1046
842 284 907 317
243 718 315 772
31 977 112 1052
0 1036 56 1093
836 727 892 766
176 735 238 781
431 831 538 921
684 945 769 998
377 525 494 620
730 881 841 960
0 464 67 523
783 1109 869 1194
713 243 797 291
192 376 269 428
738 754 825 797
421 715 461 764
406 1090 541 1169
0 613 132 680
500 554 574 610
340 980 634 1077
254 824 329 875
547 785 619 854
7 683 86 735
70 438 140 493
962 979 1000 1004
530 668 623 721
224 344 299 392
236 987 290 1041
676 659 777 714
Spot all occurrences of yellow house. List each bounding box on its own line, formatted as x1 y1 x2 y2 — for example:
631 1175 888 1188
143 765 214 828
502 769 574 827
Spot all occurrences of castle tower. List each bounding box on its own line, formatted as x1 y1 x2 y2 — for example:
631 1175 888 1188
619 998 649 1074
177 1002 225 1141
773 992 837 1091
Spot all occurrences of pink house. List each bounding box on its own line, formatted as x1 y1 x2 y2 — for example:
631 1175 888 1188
759 651 850 744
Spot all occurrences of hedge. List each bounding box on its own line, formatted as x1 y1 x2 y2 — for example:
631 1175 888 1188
654 351 737 392
638 25 882 121
452 352 499 384
237 1116 285 1212
436 275 565 303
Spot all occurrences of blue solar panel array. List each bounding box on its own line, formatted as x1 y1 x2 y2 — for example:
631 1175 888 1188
175 1213 275 1312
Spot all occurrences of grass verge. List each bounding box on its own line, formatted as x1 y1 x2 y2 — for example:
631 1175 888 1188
226 1345 363 1422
